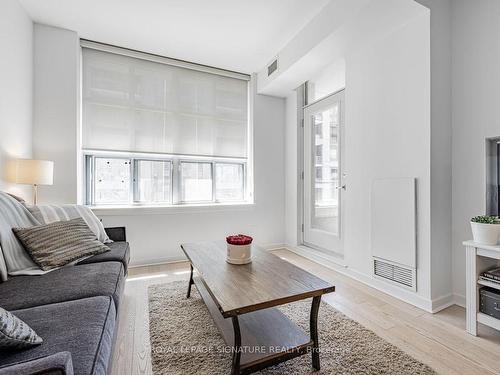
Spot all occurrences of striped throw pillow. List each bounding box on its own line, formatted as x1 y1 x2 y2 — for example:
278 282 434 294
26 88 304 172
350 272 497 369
0 306 42 349
12 218 110 271
27 205 112 244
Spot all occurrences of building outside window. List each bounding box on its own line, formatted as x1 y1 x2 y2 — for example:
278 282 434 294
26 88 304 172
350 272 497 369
313 106 339 210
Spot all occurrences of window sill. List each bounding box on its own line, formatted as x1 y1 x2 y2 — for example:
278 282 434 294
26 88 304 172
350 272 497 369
89 201 255 216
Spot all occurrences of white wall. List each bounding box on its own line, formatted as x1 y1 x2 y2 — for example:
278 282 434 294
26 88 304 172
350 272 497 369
33 23 80 204
258 0 428 97
415 0 453 303
283 4 434 309
97 93 286 266
285 91 298 247
25 0 498 311
257 0 369 96
344 12 431 300
0 0 33 200
25 1 459 309
451 0 500 301
30 24 287 266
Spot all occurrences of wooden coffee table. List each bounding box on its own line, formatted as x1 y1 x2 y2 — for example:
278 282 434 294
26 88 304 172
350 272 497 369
181 241 335 375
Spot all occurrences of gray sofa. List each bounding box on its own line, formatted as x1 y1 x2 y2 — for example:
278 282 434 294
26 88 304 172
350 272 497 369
0 228 130 375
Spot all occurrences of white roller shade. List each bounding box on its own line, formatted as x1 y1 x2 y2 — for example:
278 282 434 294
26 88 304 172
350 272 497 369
82 48 249 158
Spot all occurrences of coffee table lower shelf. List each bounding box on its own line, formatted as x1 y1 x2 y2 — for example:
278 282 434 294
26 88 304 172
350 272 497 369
192 276 317 374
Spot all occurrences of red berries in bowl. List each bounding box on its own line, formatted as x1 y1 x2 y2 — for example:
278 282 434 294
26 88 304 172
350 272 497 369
226 234 253 246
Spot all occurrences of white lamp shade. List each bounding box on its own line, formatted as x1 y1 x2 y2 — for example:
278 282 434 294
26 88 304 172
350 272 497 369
13 159 54 185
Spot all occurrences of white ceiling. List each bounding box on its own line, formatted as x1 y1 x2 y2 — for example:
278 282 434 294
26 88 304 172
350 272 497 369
19 0 330 73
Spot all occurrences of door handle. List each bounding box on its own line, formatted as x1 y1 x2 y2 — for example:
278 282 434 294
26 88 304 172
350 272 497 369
336 185 346 191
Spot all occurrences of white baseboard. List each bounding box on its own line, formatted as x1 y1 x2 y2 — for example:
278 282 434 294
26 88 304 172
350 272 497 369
282 245 444 314
262 243 288 251
283 245 466 313
431 293 456 313
453 293 466 308
129 256 187 268
130 243 287 269
280 244 348 268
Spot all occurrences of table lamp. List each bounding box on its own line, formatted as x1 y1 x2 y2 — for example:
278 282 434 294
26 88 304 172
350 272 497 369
12 159 54 205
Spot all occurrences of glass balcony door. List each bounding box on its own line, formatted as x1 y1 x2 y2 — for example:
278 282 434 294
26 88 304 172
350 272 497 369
303 90 345 254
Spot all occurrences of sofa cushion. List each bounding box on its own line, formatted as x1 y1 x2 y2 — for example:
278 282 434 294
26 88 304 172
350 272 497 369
0 351 74 375
77 241 130 273
0 297 116 375
0 262 124 311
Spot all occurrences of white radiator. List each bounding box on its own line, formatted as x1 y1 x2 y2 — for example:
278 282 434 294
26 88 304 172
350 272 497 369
370 178 416 291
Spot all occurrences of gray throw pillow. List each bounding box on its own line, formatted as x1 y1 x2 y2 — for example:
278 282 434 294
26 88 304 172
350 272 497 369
12 218 110 271
0 306 42 349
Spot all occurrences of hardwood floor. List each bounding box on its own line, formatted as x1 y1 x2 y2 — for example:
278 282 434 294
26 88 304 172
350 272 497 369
110 249 500 375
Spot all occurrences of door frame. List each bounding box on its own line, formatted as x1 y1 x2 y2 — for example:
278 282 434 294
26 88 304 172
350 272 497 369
298 87 345 256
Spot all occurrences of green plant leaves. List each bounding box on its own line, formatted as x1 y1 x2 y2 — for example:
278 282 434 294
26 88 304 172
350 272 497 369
471 215 500 224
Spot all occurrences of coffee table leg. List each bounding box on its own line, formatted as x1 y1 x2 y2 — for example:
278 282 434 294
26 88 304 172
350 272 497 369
310 296 321 370
231 316 241 375
186 264 194 298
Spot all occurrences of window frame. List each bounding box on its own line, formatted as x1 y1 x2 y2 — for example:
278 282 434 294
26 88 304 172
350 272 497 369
84 152 247 207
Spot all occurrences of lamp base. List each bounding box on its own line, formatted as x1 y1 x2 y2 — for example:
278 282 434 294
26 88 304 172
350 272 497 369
33 184 38 205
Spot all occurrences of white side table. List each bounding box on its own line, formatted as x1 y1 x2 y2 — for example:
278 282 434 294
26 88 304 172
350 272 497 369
464 240 500 336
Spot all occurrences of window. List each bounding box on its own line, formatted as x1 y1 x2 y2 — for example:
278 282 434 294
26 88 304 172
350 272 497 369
330 168 338 179
135 160 172 204
180 162 212 202
315 123 323 137
93 158 131 204
315 168 322 180
85 155 246 206
81 43 251 206
215 163 244 201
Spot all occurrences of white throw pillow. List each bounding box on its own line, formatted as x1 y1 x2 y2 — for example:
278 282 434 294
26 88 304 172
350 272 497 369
0 192 46 277
27 205 112 244
0 244 7 282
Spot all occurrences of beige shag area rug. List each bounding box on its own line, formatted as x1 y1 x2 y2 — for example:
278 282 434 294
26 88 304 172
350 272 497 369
148 281 435 374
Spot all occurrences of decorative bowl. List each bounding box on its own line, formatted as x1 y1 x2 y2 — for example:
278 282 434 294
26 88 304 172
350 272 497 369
226 234 253 265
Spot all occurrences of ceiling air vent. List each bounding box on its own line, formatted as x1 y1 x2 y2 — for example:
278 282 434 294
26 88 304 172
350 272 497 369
373 258 416 290
267 58 278 77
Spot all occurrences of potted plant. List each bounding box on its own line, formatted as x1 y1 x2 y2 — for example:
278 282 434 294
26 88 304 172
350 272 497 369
471 215 500 245
226 234 253 265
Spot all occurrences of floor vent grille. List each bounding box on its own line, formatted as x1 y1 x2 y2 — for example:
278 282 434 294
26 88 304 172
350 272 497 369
373 259 415 289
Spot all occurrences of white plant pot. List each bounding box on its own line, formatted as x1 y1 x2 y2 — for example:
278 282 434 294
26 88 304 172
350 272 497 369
471 221 500 245
226 243 252 265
